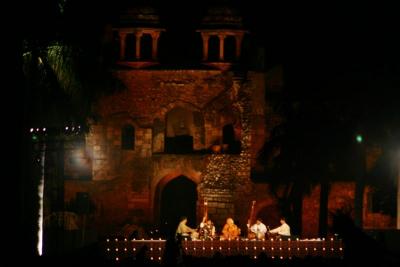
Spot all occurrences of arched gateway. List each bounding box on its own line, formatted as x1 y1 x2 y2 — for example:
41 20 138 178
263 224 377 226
158 175 198 238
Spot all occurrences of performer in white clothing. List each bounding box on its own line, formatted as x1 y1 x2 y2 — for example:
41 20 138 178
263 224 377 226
249 219 267 240
269 217 291 238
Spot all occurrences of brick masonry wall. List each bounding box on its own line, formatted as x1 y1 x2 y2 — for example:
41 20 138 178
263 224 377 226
62 64 396 239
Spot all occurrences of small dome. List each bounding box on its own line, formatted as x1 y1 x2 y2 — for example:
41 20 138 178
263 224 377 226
118 6 161 27
201 6 243 29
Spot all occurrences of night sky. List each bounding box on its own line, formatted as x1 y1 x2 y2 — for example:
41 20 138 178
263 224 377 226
19 0 399 80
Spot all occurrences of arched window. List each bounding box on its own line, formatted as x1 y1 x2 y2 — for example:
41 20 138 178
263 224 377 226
222 123 241 154
125 33 136 61
208 36 219 61
121 125 135 150
224 35 236 61
165 107 194 153
223 124 235 144
140 34 153 60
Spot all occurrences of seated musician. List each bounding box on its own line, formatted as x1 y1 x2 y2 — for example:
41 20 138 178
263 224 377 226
175 216 196 240
199 216 216 240
269 217 291 240
249 218 267 240
221 217 241 240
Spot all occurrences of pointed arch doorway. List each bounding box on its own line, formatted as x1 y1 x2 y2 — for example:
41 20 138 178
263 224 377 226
160 176 197 238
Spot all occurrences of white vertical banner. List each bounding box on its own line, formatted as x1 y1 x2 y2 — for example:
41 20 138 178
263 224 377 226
397 150 400 229
37 144 46 256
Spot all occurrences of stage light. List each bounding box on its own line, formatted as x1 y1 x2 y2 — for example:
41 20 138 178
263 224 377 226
356 134 363 143
124 248 127 251
107 248 110 251
106 239 110 242
115 248 118 251
43 128 46 132
115 257 119 261
30 128 34 133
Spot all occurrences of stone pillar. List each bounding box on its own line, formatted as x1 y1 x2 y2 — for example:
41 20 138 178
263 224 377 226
235 34 244 59
151 32 161 61
135 31 143 60
201 33 209 61
218 34 225 61
119 31 127 61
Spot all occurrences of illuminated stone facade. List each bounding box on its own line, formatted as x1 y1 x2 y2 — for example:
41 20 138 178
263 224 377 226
61 5 395 238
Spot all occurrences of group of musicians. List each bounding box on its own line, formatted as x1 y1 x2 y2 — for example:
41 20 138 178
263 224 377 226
176 216 291 241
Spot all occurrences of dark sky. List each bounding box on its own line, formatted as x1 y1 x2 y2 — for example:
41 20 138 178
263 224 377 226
18 0 398 102
21 0 399 71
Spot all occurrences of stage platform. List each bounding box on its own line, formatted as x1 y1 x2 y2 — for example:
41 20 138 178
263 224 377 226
102 238 344 262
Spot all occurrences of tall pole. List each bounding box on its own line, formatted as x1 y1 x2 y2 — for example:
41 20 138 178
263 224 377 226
354 134 365 228
397 150 400 229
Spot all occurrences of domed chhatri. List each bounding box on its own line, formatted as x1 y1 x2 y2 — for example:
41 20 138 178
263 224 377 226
197 5 247 70
201 5 244 30
113 5 165 68
118 6 161 28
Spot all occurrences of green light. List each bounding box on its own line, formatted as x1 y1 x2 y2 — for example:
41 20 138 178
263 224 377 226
356 134 363 143
32 134 38 141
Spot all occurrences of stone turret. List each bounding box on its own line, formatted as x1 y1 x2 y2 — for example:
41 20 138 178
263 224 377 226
113 6 165 68
197 5 247 70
